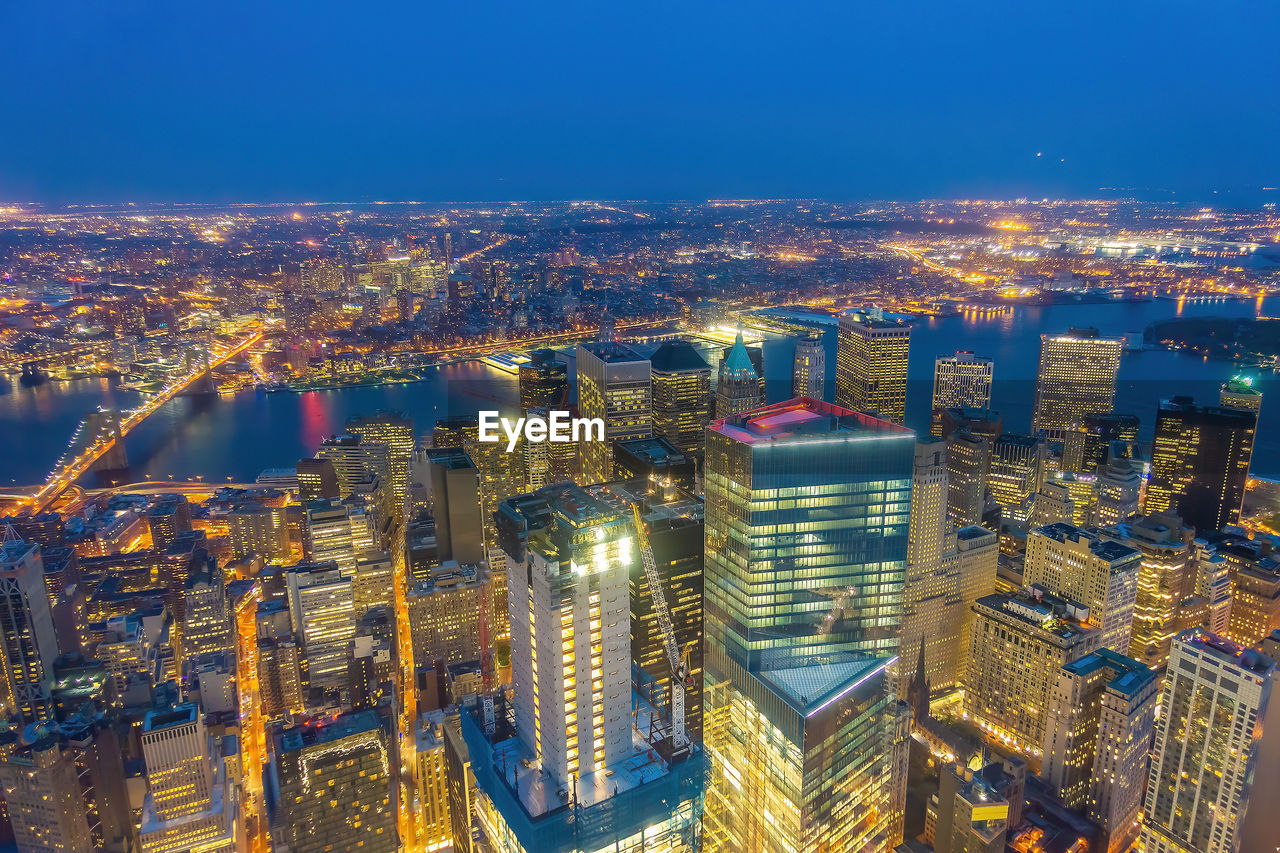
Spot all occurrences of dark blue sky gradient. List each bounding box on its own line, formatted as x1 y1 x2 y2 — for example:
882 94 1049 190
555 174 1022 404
2 0 1277 203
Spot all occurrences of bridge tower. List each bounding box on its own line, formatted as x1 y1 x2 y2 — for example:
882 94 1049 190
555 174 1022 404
184 328 217 396
85 410 129 478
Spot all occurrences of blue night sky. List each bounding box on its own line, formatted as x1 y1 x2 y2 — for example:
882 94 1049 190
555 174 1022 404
2 0 1277 204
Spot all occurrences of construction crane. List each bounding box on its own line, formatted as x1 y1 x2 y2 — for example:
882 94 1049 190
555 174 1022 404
631 502 693 756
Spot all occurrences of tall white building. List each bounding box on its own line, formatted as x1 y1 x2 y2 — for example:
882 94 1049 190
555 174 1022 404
1024 522 1141 652
503 485 633 787
1141 631 1274 853
138 704 237 853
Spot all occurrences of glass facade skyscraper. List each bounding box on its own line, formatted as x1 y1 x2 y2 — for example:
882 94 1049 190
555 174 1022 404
702 398 914 852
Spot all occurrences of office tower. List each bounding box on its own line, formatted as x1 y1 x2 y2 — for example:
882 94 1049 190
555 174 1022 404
182 564 231 660
0 538 59 722
1211 537 1280 647
931 351 994 436
353 550 393 614
500 484 633 784
139 705 236 853
649 339 711 459
1220 375 1262 413
946 431 991 528
1032 328 1123 440
1097 514 1195 667
147 495 192 550
1193 536 1234 636
901 439 962 695
1024 522 1142 652
424 447 485 565
285 562 356 693
0 727 95 853
518 349 568 410
576 341 653 485
597 478 705 745
317 433 392 502
612 435 696 492
303 498 367 573
257 635 304 718
1041 649 1158 853
227 502 288 560
791 332 825 400
987 433 1045 532
407 560 490 667
715 330 762 419
931 762 1010 853
346 411 415 520
296 456 340 501
1140 631 1274 853
1029 479 1076 527
60 715 137 853
413 714 453 851
272 711 397 853
1062 412 1140 473
955 526 999 683
835 311 911 423
455 430 517 640
965 587 1102 762
703 398 913 852
1146 397 1256 534
1093 455 1142 526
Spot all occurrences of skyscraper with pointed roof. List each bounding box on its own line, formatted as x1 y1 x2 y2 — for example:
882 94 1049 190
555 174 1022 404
715 330 762 419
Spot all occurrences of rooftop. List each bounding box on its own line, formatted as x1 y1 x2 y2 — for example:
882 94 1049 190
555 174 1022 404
579 340 646 363
649 339 709 373
1062 647 1157 697
277 710 383 753
710 397 910 445
756 653 890 717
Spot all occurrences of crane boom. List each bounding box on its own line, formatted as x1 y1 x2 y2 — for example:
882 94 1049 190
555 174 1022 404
631 503 691 752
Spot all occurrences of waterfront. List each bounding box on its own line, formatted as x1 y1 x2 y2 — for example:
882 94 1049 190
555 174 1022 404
3 296 1279 487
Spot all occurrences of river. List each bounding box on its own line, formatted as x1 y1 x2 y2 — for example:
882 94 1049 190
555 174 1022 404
1 295 1277 487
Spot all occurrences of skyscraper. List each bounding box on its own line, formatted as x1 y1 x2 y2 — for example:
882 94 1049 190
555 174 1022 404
649 339 711 460
138 704 237 852
517 348 568 410
703 398 913 852
502 484 633 785
576 340 653 485
1032 328 1123 440
900 439 962 694
1098 514 1195 667
423 447 484 566
986 433 1045 526
946 431 992 528
1041 648 1158 853
1146 396 1256 534
965 587 1102 762
285 562 356 694
931 351 993 436
0 727 95 853
954 525 999 685
345 411 415 521
1092 455 1143 526
791 332 825 400
0 538 59 722
1141 631 1273 853
835 311 911 424
1024 522 1142 652
1062 413 1140 474
714 330 762 419
272 711 397 853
